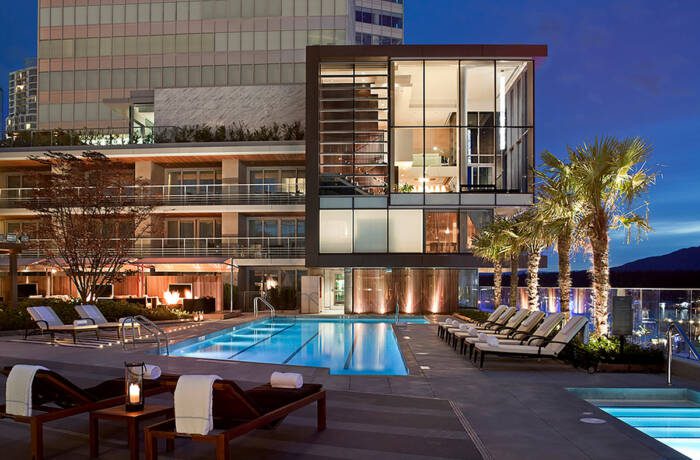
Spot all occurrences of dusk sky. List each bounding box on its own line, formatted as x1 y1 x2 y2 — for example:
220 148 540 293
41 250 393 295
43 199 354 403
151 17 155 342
1 1 698 270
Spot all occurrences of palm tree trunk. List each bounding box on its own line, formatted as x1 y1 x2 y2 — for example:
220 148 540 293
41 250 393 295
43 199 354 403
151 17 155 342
509 253 518 308
557 231 572 318
526 251 541 311
493 260 503 307
590 225 610 336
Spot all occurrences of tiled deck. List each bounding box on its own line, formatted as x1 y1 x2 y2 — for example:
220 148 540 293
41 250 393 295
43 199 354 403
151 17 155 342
0 317 695 459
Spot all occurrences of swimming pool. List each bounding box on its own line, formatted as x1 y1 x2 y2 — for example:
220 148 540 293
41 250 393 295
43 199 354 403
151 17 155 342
169 316 428 376
570 387 700 459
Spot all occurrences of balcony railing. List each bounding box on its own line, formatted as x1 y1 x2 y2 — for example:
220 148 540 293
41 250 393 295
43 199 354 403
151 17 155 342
0 183 305 208
19 237 305 259
1 123 304 148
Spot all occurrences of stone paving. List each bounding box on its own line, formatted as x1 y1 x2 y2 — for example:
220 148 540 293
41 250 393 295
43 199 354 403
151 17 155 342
0 316 696 459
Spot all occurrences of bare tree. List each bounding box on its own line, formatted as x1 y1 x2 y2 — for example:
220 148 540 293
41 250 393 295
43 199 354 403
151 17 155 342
24 151 153 302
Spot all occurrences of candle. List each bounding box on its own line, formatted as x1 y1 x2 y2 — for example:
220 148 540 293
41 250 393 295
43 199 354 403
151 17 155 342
128 383 140 405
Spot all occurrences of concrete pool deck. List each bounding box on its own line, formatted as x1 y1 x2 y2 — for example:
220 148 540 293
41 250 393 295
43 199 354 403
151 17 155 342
0 317 696 459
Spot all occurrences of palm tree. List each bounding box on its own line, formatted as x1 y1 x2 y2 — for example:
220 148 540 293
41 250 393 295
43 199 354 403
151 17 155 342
501 217 524 309
515 209 551 311
569 137 655 335
536 151 585 318
473 218 510 307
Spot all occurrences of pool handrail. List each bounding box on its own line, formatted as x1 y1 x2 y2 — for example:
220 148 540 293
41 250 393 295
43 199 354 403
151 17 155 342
666 321 700 386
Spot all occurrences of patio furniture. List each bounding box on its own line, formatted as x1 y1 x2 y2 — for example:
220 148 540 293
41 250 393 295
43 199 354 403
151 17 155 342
464 312 565 359
458 310 547 356
472 316 588 368
437 304 507 339
452 308 535 353
445 307 516 346
0 365 167 460
144 376 326 460
74 304 141 339
25 306 99 344
90 404 174 460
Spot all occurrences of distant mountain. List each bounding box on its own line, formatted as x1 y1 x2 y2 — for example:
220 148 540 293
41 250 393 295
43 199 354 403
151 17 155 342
480 246 700 289
613 246 700 272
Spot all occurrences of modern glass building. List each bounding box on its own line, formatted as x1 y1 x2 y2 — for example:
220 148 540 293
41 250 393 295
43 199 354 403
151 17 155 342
305 44 547 314
35 0 404 132
6 62 38 132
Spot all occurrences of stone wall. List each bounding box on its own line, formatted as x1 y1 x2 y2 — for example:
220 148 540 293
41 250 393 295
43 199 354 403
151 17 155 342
154 84 305 128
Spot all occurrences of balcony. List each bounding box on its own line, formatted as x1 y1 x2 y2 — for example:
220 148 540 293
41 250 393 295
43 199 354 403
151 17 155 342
0 183 305 209
19 237 305 259
0 123 304 148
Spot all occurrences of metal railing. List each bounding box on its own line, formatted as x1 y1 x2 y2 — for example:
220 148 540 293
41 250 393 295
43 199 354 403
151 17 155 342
253 297 276 318
121 315 170 356
0 183 305 208
666 321 700 385
21 237 305 259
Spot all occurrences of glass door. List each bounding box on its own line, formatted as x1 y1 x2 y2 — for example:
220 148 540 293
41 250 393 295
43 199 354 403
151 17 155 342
333 273 345 306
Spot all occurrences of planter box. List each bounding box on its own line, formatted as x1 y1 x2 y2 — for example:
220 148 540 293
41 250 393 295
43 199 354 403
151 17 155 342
182 298 216 313
596 362 664 373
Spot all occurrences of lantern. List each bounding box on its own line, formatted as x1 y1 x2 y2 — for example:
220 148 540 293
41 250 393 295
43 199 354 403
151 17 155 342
125 362 145 412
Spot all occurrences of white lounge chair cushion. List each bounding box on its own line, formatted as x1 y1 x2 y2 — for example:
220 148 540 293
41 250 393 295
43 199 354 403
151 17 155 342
5 365 48 416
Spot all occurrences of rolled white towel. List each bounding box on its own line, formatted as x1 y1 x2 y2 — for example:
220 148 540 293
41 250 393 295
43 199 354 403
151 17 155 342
73 319 90 326
175 375 221 435
6 365 48 416
270 371 303 389
144 364 161 380
486 336 500 347
467 325 478 336
459 323 470 331
445 318 454 325
478 332 488 342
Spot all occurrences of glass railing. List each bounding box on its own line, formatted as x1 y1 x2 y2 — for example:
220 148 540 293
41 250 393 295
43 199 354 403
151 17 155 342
0 183 305 208
1 123 304 148
478 286 700 350
18 237 305 259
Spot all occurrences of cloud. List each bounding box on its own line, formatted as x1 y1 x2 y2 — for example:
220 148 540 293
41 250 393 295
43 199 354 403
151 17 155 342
648 220 700 236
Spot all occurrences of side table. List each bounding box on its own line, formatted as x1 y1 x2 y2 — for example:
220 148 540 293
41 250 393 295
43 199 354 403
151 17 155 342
89 404 174 460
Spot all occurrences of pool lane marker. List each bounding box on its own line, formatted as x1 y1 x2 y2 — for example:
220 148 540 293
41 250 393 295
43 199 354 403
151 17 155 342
283 332 319 364
227 322 300 360
343 329 359 371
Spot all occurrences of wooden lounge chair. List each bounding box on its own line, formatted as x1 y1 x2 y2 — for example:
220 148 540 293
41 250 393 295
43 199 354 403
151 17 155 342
0 365 167 460
74 304 141 339
144 377 326 460
472 316 588 368
25 306 99 344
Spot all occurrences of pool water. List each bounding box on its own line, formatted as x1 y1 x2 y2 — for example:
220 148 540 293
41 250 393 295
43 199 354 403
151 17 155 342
569 387 700 459
601 407 700 459
169 316 428 375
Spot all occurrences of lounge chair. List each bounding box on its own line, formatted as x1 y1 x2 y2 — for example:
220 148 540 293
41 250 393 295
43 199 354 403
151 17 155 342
463 312 565 359
0 365 167 460
144 376 326 460
445 307 516 347
453 309 540 353
437 304 508 339
74 304 141 339
472 315 588 368
25 306 99 344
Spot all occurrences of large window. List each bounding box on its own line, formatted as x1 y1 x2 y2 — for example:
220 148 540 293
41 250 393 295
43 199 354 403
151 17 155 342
319 62 388 195
248 167 305 193
390 59 533 193
319 208 491 254
166 168 222 195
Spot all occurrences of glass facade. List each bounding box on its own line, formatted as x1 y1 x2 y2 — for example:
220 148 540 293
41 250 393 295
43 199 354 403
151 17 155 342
318 58 534 196
36 0 404 129
318 208 492 254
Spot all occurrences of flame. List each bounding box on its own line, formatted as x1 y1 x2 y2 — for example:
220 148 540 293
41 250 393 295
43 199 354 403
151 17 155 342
184 289 193 299
163 290 180 305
